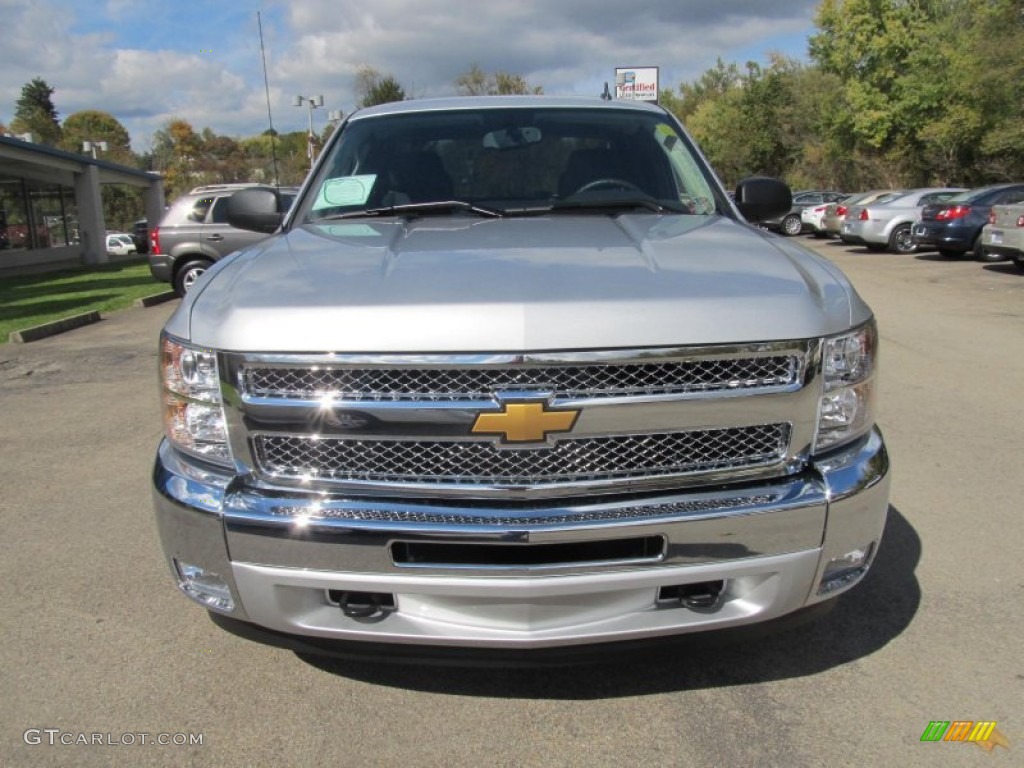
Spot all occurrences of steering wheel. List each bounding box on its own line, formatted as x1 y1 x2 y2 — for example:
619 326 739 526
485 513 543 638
573 178 645 195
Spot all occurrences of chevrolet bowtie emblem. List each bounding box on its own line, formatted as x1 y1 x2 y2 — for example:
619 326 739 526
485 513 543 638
471 402 580 443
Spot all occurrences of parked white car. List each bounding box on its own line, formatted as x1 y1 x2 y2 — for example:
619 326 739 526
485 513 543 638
841 188 966 253
802 196 849 237
105 233 138 256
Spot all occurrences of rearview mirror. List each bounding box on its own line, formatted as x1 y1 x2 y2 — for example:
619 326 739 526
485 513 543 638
734 177 792 222
226 188 287 234
482 126 542 149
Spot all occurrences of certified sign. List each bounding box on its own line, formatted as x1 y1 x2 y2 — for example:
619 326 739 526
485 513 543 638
615 67 659 103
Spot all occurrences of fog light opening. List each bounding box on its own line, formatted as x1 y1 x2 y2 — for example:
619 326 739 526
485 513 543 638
174 559 235 613
327 590 396 620
818 543 876 596
658 580 725 610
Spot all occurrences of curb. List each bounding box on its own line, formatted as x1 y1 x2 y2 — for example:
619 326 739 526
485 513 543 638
8 291 178 344
133 290 178 308
9 311 102 343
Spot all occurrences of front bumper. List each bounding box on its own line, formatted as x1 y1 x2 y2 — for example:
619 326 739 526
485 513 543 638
152 428 890 649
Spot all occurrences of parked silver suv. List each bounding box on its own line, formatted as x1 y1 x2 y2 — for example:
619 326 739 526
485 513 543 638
148 183 297 295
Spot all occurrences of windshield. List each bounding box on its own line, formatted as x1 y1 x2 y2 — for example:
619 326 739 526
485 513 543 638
299 106 722 223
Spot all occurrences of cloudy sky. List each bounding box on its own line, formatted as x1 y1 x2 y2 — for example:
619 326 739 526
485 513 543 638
1 0 822 152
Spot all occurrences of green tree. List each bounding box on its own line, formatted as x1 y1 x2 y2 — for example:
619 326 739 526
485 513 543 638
454 65 543 95
354 66 406 108
677 57 808 185
673 58 743 121
810 0 943 179
59 110 134 164
151 118 203 198
10 77 61 145
918 0 1024 182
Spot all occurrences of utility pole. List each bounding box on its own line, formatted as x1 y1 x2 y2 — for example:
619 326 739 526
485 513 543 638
293 94 325 170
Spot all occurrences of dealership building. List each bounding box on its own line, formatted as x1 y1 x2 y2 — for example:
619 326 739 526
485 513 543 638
0 135 164 275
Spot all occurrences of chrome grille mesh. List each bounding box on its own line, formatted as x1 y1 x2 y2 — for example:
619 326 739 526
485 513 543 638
241 357 797 401
253 424 790 485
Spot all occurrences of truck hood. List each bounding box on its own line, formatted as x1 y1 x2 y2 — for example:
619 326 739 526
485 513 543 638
173 214 867 352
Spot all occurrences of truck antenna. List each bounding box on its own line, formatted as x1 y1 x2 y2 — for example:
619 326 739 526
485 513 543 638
257 11 281 187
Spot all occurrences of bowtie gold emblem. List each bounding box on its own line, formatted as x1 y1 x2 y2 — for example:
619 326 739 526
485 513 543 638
471 402 580 443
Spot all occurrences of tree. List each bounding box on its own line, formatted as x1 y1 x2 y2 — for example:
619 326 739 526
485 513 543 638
10 77 61 145
354 66 407 108
673 58 743 121
60 110 134 164
454 65 543 96
151 118 203 198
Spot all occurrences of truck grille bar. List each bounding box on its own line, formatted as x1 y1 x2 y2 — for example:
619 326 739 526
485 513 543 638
253 424 791 486
240 356 798 401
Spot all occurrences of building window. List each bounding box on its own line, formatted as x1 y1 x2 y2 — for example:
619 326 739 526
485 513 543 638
0 177 77 254
26 180 70 248
0 176 29 252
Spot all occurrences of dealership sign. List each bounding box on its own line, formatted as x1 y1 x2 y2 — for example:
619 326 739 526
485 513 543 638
615 67 659 103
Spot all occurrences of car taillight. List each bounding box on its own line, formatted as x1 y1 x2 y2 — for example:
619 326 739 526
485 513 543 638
836 206 848 216
150 227 161 254
858 209 869 220
1017 215 1024 228
935 205 971 221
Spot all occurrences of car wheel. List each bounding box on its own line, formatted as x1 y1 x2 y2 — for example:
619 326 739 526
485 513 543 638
974 234 1004 262
173 259 213 296
781 215 802 236
888 224 916 254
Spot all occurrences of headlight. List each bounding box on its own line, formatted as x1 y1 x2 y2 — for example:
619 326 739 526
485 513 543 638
814 321 877 453
161 335 231 464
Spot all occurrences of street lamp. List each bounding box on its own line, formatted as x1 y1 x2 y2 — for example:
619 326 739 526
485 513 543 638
293 94 324 170
82 140 108 159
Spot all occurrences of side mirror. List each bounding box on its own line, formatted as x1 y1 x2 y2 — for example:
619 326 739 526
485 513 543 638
226 188 286 234
734 177 792 222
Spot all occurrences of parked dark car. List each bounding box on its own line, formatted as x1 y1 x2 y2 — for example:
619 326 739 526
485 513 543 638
912 183 1024 259
132 219 149 254
761 190 846 236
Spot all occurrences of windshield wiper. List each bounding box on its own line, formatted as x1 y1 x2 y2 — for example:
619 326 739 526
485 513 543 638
316 200 504 221
547 198 688 214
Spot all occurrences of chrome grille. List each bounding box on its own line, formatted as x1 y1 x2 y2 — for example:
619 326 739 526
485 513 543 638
241 357 798 401
267 494 780 526
253 424 790 485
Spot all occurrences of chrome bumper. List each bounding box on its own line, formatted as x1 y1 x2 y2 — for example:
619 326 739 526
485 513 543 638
152 428 890 648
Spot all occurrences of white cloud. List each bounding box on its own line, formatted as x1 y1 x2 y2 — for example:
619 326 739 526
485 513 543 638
0 0 819 149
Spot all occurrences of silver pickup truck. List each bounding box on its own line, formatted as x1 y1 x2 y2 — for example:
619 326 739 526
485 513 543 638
152 96 889 658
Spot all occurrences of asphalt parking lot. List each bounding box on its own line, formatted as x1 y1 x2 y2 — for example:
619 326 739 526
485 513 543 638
1 237 1020 767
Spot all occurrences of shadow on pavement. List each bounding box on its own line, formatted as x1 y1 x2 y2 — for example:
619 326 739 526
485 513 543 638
981 262 1022 276
290 505 920 698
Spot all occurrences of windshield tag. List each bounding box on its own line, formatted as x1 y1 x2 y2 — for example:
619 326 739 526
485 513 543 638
313 175 377 209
